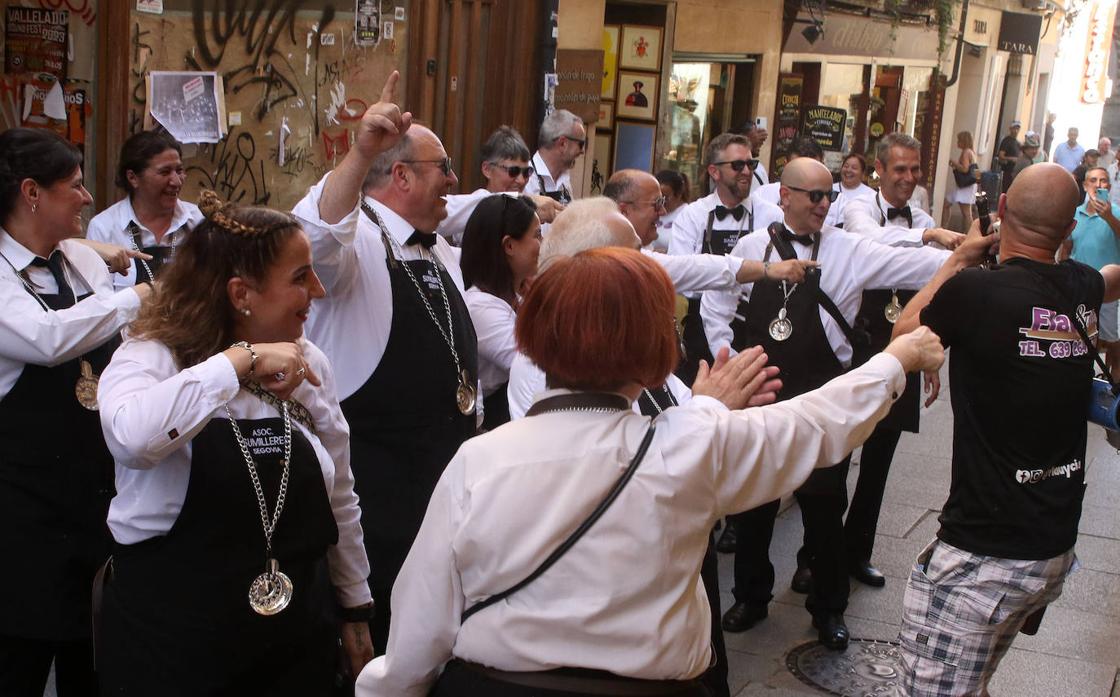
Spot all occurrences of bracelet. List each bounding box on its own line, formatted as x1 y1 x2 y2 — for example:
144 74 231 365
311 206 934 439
229 341 257 377
339 602 375 623
762 261 770 280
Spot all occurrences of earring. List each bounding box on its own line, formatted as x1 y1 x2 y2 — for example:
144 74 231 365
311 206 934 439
241 307 251 317
31 204 37 214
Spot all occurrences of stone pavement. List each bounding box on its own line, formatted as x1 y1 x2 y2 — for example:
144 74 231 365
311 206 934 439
718 364 1120 696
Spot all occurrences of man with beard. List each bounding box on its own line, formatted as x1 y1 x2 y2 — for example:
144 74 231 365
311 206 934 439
524 109 585 205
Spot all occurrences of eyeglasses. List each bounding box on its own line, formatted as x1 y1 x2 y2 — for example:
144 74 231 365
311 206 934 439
712 159 759 173
565 135 587 151
401 157 454 176
490 163 535 179
621 195 668 211
786 185 839 203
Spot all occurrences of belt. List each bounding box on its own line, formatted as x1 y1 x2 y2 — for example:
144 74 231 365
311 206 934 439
453 659 703 696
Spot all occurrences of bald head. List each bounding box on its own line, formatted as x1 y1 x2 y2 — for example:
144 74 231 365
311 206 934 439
1004 163 1079 253
780 158 834 234
539 197 640 271
781 157 833 189
604 169 664 246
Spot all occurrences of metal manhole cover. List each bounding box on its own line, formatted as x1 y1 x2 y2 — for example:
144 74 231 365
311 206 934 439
785 637 906 696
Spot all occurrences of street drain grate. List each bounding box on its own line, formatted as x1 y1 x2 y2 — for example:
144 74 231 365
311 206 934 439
785 637 907 696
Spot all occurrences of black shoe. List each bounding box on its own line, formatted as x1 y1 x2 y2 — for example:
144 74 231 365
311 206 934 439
812 612 850 651
721 601 768 632
849 559 886 587
715 524 737 553
790 566 812 594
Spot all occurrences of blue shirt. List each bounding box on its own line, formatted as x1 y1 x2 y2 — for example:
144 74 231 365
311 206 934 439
1053 142 1087 172
1071 200 1120 269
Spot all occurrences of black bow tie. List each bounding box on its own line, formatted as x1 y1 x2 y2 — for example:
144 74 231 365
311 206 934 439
781 228 816 246
406 230 438 249
887 205 913 227
714 204 745 222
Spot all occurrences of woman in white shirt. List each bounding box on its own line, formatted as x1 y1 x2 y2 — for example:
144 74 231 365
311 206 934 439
0 127 152 697
460 194 541 429
357 247 943 697
97 191 373 695
652 169 689 252
87 130 203 289
826 152 875 228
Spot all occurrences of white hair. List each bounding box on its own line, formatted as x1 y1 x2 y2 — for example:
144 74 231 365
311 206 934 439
539 109 584 149
539 197 630 271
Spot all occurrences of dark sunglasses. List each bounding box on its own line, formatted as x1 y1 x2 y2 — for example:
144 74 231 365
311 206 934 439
712 158 759 173
401 157 454 176
566 135 587 151
491 163 535 179
786 185 839 203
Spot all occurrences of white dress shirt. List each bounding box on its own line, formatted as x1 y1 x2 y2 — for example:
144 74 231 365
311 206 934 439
0 232 141 399
824 182 876 228
749 181 781 208
649 205 683 253
668 192 784 298
642 248 743 296
86 197 204 289
355 353 906 697
701 224 950 364
842 191 935 246
506 351 692 421
438 188 500 246
98 336 371 608
464 287 516 396
293 174 472 402
523 151 572 200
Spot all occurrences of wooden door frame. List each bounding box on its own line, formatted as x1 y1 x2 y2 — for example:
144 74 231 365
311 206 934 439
96 1 132 211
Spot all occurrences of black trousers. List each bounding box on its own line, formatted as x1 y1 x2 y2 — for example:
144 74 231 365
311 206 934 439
371 588 392 657
730 457 851 616
699 535 729 697
0 634 96 697
430 660 712 697
844 425 903 564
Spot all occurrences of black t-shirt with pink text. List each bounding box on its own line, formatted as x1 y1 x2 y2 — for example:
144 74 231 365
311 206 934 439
921 258 1103 559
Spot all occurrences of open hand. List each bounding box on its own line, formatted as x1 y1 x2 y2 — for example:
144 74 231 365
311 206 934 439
693 345 781 410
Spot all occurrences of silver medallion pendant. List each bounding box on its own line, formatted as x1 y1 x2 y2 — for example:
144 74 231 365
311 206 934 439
769 307 793 342
456 370 477 415
249 558 293 616
75 359 99 411
884 294 902 324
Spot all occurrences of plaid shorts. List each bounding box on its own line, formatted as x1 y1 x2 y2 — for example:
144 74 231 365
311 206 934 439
897 539 1074 696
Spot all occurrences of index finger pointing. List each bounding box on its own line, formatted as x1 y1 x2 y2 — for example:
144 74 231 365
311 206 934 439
380 70 400 104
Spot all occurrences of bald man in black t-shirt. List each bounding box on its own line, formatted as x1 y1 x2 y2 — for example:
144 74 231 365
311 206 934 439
891 163 1120 695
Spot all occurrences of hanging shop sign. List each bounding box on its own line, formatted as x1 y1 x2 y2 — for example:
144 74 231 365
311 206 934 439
1081 0 1117 104
800 105 846 152
554 49 604 124
771 74 803 177
996 12 1042 55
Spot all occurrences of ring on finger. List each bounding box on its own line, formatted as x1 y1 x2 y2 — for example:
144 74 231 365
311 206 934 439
275 371 286 382
296 366 306 377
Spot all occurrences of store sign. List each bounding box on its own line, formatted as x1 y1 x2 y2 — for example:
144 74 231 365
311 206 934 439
800 106 846 151
784 12 937 61
772 74 804 177
1081 1 1117 104
4 7 68 79
997 12 1042 55
555 49 605 124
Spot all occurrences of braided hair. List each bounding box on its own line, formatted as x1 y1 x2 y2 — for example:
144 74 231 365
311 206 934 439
130 190 303 368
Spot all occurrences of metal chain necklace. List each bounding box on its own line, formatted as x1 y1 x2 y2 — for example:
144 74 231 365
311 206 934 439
361 202 476 414
0 250 100 410
769 280 798 342
225 400 295 616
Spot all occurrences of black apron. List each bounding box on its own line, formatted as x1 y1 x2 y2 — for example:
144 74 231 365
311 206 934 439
341 236 478 591
482 382 511 431
678 205 753 385
853 289 920 432
99 415 339 695
637 384 678 417
732 241 843 400
534 172 572 204
0 283 118 641
126 221 188 284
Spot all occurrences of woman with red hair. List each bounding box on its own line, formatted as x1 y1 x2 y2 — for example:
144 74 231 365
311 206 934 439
357 247 944 697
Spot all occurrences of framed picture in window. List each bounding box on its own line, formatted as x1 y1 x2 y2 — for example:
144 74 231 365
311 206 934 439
614 121 656 172
602 25 620 99
598 101 614 130
593 132 613 189
619 25 662 72
616 71 658 122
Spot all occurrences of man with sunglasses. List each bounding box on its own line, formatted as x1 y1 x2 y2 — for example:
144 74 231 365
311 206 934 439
669 133 784 387
750 136 825 208
438 126 564 245
841 134 965 591
701 157 961 649
297 85 482 655
525 109 586 205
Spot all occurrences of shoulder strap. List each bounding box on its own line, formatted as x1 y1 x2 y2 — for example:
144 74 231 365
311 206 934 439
460 423 657 624
815 286 860 346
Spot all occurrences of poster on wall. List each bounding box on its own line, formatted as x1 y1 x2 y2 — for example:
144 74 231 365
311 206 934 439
4 7 69 79
617 71 658 121
592 132 612 193
772 74 804 177
602 25 619 99
800 105 846 151
615 121 656 171
619 25 661 72
148 72 225 144
356 0 381 47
